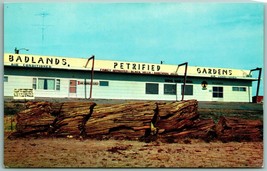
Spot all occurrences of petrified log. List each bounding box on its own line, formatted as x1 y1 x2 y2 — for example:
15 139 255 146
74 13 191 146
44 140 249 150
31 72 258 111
10 100 262 143
215 116 263 142
84 101 157 140
156 100 199 133
154 100 216 142
13 101 55 137
51 102 96 137
159 119 216 143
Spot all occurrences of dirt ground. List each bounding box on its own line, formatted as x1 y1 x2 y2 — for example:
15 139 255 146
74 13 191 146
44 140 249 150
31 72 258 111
4 133 263 168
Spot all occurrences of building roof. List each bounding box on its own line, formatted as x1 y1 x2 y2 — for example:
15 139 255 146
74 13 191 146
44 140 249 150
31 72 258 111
4 53 257 80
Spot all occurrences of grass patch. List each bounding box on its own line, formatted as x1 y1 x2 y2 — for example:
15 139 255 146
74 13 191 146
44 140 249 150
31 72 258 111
4 116 16 131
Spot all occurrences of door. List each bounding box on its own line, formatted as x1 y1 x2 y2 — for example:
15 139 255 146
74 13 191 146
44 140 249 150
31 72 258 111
69 80 77 97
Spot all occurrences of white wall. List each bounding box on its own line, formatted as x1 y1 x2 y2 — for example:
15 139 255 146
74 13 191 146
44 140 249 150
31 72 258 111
4 75 33 96
223 86 252 102
4 75 252 102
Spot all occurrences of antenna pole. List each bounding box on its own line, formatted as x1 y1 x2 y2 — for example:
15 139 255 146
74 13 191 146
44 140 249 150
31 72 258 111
36 11 49 42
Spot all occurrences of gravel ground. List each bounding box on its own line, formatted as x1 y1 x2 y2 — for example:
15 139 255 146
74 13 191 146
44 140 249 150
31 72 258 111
4 135 263 168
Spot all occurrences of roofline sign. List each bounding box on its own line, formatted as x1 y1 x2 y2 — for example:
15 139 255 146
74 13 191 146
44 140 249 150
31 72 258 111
4 53 253 79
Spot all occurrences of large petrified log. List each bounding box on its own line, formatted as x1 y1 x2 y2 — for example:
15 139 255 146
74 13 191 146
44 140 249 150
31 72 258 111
84 101 157 140
51 102 96 137
9 100 262 143
215 116 263 142
154 100 216 142
155 100 199 133
13 101 55 137
159 119 216 143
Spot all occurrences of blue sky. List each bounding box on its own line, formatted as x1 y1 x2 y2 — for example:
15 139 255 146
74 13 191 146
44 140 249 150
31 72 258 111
4 2 264 94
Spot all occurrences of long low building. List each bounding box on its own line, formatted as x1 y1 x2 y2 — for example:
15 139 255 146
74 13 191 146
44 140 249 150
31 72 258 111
4 53 257 102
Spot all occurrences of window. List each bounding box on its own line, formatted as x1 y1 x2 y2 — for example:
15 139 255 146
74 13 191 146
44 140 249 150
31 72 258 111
213 87 223 98
164 84 176 95
33 78 37 89
56 79 60 90
100 81 109 86
4 76 8 82
32 78 60 90
232 87 239 91
38 78 55 90
181 85 193 95
240 87 246 92
146 83 159 94
232 87 246 92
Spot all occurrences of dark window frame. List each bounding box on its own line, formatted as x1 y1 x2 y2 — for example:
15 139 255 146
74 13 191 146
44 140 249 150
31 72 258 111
33 78 59 91
4 76 8 82
33 78 37 89
99 81 109 86
56 79 60 90
213 86 223 98
38 78 56 90
164 84 176 95
146 83 159 95
232 86 246 92
181 85 193 95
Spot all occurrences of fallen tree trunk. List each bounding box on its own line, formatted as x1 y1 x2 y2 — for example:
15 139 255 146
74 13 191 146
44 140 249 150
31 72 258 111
154 100 217 142
51 102 96 137
215 116 263 142
159 119 216 143
11 101 55 138
8 100 263 143
84 101 157 140
155 100 199 133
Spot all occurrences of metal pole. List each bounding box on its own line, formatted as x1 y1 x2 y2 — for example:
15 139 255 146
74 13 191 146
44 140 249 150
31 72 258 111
84 78 87 99
90 56 95 99
256 68 262 99
182 63 188 101
176 82 178 102
176 62 188 101
85 55 95 99
249 67 262 103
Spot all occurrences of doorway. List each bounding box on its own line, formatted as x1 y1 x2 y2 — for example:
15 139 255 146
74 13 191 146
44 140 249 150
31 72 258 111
69 80 77 97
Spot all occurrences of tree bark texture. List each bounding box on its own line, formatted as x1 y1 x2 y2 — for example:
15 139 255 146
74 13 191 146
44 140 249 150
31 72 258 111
13 102 55 137
215 116 263 142
8 100 263 142
84 101 156 140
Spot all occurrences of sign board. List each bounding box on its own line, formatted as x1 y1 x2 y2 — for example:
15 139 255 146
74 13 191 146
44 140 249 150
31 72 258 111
13 89 35 100
4 53 253 80
77 81 99 85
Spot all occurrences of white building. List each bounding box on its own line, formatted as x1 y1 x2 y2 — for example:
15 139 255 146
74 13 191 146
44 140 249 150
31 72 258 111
4 53 257 102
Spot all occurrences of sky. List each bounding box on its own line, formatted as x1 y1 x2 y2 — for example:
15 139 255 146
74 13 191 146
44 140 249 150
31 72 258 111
4 2 264 95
